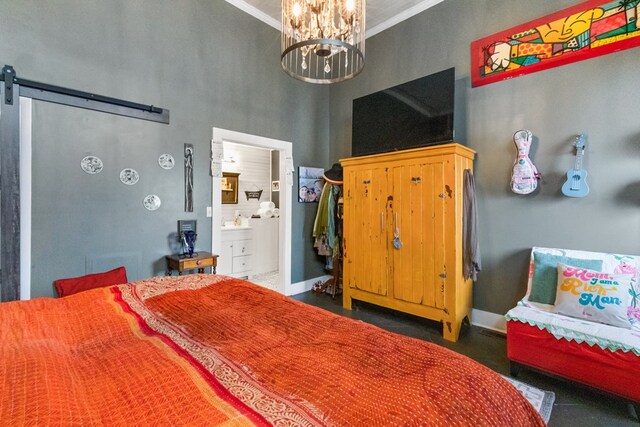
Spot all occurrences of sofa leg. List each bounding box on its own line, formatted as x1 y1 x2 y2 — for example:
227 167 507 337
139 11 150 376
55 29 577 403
509 361 522 377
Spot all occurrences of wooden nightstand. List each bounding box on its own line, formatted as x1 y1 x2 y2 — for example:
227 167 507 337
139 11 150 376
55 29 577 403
165 252 218 276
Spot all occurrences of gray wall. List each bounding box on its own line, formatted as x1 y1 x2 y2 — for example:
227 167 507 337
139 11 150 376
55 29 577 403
5 0 638 312
0 0 329 297
329 0 640 314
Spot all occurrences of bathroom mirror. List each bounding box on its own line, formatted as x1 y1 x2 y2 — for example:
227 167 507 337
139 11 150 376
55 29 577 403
221 172 240 204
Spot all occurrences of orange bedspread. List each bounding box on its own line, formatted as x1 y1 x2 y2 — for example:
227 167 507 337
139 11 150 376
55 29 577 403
1 275 545 426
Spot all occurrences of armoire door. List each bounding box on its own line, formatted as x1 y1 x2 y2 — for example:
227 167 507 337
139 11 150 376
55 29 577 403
390 158 448 309
343 165 390 296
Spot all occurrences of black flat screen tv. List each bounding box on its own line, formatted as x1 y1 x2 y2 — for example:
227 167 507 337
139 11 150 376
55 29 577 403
351 67 455 157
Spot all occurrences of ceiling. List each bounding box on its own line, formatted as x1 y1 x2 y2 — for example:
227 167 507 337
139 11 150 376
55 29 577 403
225 0 446 38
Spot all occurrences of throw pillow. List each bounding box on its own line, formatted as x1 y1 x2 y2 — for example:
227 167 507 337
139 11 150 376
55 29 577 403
54 266 128 298
553 263 633 328
529 252 603 305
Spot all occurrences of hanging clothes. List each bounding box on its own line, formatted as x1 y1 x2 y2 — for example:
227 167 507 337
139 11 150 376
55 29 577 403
312 163 345 296
313 182 343 258
463 169 481 281
313 183 333 256
326 185 341 253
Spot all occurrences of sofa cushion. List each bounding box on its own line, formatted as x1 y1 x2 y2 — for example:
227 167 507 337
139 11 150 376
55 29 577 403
553 263 633 328
529 252 603 305
54 266 128 298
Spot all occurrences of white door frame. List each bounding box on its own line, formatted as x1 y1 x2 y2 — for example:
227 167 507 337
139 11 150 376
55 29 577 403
19 97 32 300
211 128 292 295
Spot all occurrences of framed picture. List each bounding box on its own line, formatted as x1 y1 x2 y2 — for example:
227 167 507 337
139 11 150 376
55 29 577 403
471 0 640 87
298 166 324 203
221 172 239 204
271 180 280 192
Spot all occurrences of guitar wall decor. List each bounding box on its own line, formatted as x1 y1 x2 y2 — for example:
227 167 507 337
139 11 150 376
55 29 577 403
510 129 541 195
561 134 589 198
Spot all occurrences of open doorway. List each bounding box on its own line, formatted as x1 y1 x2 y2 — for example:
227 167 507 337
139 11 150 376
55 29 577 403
211 128 292 295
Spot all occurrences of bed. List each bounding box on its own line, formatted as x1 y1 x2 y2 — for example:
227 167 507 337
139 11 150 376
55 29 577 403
1 275 544 426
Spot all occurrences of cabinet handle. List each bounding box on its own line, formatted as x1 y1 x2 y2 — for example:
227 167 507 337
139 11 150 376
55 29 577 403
381 212 384 232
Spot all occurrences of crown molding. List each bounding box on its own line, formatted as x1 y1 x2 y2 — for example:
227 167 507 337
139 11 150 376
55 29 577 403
225 0 280 30
226 0 446 38
366 0 446 38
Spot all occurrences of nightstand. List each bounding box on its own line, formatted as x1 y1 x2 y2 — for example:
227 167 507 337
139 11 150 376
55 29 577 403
165 252 218 276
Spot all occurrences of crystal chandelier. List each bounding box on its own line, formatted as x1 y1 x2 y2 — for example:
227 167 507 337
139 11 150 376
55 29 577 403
281 0 366 84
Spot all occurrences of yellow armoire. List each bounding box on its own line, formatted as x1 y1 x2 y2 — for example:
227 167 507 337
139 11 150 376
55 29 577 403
341 143 475 342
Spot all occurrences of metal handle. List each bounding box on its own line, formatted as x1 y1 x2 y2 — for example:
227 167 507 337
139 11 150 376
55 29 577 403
381 212 384 232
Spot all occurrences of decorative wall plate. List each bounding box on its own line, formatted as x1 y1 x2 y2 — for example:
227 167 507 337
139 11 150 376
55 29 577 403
120 168 139 185
143 194 161 211
80 156 104 174
158 154 175 170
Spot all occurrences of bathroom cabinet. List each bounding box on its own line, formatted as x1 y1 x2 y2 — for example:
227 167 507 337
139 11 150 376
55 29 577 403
218 228 253 278
251 218 279 275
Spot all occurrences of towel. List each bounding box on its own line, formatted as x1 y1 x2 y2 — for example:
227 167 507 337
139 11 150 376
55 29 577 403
463 169 481 281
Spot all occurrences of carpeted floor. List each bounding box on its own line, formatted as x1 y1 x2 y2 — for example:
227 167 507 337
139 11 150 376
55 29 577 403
293 291 639 427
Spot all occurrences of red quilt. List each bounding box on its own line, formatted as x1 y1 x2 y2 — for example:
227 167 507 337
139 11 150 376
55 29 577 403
0 275 545 426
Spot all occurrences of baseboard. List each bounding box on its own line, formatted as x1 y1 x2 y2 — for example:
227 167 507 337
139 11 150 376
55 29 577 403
287 275 332 296
471 309 507 334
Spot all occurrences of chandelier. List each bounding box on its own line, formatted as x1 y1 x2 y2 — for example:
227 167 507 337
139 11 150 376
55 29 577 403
281 0 366 84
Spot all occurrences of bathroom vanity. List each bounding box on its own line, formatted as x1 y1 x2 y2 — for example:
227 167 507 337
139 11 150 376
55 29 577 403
251 217 279 275
218 218 279 280
218 227 253 279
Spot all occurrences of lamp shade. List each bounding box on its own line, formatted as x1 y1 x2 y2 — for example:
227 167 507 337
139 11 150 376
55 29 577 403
281 0 366 84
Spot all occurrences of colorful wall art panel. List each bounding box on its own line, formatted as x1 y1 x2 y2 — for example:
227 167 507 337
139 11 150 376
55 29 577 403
471 0 640 87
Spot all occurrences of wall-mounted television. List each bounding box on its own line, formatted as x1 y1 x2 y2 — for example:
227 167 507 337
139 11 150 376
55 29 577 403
351 67 455 157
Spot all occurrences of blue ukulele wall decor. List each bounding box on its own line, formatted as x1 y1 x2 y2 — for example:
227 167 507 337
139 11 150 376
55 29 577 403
561 134 589 198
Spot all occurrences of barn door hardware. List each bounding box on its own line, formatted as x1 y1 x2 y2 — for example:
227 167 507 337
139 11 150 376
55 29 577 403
0 64 170 123
2 65 14 105
0 65 170 302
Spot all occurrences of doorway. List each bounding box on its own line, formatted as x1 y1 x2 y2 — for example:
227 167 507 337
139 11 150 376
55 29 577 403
211 128 293 295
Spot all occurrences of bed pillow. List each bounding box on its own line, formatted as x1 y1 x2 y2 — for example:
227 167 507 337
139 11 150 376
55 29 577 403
529 252 603 305
553 263 633 328
54 266 128 298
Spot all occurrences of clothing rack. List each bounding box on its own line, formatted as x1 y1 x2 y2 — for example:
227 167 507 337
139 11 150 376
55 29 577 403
312 184 343 298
